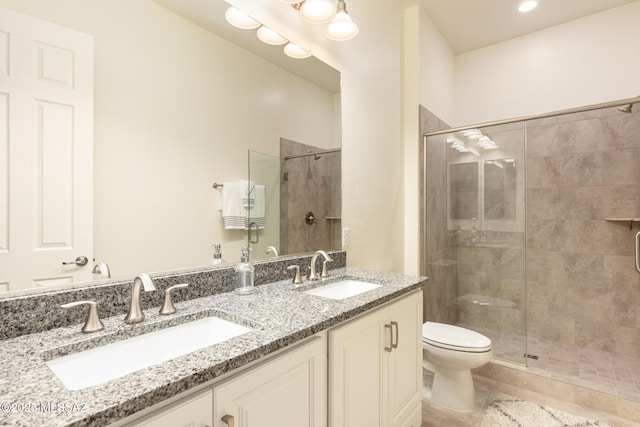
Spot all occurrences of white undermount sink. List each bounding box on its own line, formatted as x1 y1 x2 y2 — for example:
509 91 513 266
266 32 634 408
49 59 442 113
303 279 381 300
46 316 252 390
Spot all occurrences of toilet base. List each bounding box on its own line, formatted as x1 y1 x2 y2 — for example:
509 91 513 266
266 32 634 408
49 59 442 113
422 363 475 412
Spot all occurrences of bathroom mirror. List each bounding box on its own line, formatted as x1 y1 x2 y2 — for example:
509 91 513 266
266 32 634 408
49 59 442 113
449 162 479 220
0 0 341 295
484 159 516 220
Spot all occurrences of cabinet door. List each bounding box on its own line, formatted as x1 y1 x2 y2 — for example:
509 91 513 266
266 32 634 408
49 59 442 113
388 291 423 427
329 305 389 427
130 389 213 427
214 334 326 427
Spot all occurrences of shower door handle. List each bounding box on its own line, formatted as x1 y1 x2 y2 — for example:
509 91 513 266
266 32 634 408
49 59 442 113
248 222 259 244
635 231 640 273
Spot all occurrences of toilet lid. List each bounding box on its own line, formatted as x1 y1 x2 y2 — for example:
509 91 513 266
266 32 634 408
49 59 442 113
422 322 492 352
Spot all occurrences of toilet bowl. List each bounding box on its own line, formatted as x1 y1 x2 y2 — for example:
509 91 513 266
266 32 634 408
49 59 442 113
422 322 493 412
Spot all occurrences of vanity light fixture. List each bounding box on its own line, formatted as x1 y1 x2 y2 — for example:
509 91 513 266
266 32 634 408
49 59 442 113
282 0 359 41
224 6 311 59
225 7 261 30
518 0 538 13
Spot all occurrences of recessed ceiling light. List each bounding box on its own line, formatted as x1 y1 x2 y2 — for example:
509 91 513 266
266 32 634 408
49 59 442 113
518 0 538 13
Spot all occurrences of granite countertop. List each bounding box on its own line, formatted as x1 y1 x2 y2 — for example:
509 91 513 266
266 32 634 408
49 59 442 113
0 267 426 427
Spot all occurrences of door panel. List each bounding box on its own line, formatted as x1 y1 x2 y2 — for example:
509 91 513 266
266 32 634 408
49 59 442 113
0 9 93 291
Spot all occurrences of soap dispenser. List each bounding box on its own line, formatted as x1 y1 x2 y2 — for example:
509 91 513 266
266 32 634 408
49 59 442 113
235 247 255 295
210 244 225 266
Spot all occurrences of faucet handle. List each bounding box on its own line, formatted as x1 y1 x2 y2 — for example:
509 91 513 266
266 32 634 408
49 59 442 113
160 283 189 315
286 265 303 285
61 300 105 333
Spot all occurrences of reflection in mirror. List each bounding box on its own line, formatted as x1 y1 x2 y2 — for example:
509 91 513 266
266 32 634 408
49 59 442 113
280 139 342 256
484 159 516 220
449 163 478 220
0 0 340 296
247 151 282 260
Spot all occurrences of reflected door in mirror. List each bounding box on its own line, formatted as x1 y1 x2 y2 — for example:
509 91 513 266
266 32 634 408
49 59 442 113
0 10 94 292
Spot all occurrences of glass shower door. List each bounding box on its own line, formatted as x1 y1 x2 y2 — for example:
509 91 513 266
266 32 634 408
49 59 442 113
423 120 527 366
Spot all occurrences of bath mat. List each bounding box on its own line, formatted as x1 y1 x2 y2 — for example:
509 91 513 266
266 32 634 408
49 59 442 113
480 393 611 427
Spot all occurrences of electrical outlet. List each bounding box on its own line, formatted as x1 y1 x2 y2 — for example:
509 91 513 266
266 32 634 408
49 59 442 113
342 228 350 247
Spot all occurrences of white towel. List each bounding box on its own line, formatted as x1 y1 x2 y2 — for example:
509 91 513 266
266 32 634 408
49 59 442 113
222 182 246 230
221 181 266 230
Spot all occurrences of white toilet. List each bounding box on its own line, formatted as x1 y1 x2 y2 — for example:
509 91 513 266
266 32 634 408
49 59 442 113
421 322 493 412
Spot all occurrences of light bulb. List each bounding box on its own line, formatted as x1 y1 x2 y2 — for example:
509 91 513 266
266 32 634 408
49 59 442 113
257 26 288 45
328 1 358 41
284 42 311 59
327 11 358 40
224 7 260 30
300 0 335 24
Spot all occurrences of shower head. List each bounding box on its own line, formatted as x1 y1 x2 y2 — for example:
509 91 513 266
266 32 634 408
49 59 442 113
619 103 633 113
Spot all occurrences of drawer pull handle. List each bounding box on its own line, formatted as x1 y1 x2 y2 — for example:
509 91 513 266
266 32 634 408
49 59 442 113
384 323 392 352
391 321 399 349
222 414 234 427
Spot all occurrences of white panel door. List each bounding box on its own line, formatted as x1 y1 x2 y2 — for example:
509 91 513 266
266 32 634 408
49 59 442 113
329 306 388 427
0 9 93 291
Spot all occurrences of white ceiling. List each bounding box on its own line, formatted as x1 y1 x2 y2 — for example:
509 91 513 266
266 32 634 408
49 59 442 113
419 0 637 53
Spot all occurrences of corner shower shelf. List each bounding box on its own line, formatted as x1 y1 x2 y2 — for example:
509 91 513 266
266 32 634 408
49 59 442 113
604 217 640 230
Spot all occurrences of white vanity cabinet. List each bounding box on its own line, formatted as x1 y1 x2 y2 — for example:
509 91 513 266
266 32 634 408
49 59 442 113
129 388 213 427
329 290 423 427
213 333 327 427
125 333 326 427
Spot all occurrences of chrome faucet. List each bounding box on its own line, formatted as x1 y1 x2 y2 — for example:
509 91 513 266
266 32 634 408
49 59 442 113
124 273 156 324
92 262 111 279
308 250 333 281
266 246 279 257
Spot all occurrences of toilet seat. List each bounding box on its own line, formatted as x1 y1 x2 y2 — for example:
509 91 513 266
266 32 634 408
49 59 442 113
422 322 492 353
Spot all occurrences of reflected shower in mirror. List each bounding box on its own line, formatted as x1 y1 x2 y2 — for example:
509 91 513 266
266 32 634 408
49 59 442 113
449 162 479 220
280 139 342 256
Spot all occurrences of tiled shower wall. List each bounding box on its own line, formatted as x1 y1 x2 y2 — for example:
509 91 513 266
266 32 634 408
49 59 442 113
280 138 341 255
421 104 640 357
525 107 640 354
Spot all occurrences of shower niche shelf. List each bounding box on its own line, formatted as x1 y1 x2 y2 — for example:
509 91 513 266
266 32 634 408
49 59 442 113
604 217 640 230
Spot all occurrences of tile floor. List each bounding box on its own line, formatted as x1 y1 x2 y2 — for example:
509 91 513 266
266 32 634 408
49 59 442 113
420 375 640 427
463 324 640 403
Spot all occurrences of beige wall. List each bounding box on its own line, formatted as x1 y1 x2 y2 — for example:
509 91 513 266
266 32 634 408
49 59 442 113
455 1 640 125
232 0 407 273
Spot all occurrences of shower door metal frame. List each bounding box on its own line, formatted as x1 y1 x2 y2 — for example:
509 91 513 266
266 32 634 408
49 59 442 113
422 95 640 138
